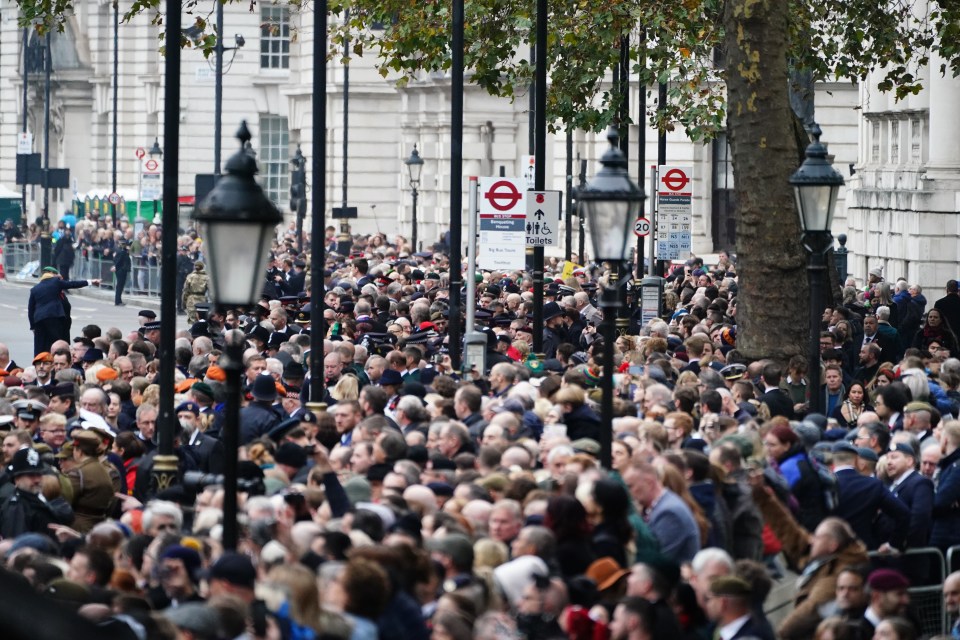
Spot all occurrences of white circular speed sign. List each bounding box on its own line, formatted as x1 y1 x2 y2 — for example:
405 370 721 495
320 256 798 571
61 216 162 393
634 217 651 237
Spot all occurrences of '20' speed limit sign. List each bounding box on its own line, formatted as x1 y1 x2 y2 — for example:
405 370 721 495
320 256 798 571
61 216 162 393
634 217 652 237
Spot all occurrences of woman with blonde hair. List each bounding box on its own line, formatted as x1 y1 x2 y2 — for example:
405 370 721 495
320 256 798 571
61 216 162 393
330 375 359 402
473 538 509 572
267 563 352 639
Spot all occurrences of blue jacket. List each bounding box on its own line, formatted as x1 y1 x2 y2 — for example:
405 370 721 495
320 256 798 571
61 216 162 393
892 471 935 548
931 446 960 551
27 277 89 328
647 488 701 563
835 468 909 550
777 446 826 532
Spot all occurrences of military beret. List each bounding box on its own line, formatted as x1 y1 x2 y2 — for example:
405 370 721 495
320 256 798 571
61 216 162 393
191 382 214 400
571 438 602 457
867 568 909 591
856 447 879 462
832 441 858 455
891 442 917 457
175 401 200 416
904 401 935 414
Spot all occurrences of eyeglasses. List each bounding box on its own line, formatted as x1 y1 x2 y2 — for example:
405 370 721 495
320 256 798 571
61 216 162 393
42 429 66 435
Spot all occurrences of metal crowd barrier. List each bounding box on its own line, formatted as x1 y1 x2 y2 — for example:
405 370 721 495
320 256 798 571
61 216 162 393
3 241 40 278
3 241 189 300
72 255 163 297
869 546 948 636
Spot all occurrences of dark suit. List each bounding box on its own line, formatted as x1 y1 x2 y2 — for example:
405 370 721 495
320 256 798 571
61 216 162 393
935 293 960 338
27 276 91 354
283 269 306 295
182 432 225 475
892 471 935 548
835 467 909 550
731 614 776 640
113 246 132 305
760 387 794 419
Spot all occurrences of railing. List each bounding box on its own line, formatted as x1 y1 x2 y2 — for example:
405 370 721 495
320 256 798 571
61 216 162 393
868 546 949 637
3 241 40 278
3 241 168 298
74 254 164 297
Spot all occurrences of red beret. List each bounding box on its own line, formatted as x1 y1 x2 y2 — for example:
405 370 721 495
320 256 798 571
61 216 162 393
867 568 909 592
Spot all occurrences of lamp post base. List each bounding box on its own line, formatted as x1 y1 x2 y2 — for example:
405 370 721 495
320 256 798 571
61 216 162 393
151 454 180 495
306 401 328 414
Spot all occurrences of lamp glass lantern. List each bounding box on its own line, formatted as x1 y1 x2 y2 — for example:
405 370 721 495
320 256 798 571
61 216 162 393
789 124 844 234
578 127 645 261
193 121 283 307
404 144 424 187
148 137 163 160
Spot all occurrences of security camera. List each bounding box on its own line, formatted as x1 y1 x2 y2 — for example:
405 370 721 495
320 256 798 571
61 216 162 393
235 34 245 48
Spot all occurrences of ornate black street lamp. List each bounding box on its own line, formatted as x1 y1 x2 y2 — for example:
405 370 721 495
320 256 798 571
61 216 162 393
403 144 424 251
578 127 645 468
193 121 282 550
790 123 844 416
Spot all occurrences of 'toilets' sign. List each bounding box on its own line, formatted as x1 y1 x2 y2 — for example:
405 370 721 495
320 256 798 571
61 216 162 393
525 190 561 247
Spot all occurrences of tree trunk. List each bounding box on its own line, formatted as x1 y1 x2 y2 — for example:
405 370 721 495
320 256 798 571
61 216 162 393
724 0 807 364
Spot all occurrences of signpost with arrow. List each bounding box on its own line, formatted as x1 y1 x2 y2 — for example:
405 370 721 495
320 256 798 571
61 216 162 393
526 190 561 247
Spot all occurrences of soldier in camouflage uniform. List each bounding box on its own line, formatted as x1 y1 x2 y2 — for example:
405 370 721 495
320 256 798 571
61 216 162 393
182 261 209 324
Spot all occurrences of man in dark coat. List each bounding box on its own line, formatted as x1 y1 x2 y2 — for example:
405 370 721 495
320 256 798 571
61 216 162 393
282 259 307 295
831 442 909 551
176 401 224 475
51 229 75 279
542 301 565 360
239 374 282 444
111 240 132 306
935 279 960 337
27 269 100 354
758 362 794 419
702 576 775 640
0 448 62 540
930 420 960 552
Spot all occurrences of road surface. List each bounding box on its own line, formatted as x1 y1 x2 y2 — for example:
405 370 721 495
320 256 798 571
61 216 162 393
0 278 187 364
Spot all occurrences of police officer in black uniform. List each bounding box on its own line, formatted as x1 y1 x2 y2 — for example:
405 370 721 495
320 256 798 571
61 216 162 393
0 448 62 539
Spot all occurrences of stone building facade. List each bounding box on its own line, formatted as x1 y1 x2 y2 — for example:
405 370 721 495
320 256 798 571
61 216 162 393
0 2 914 280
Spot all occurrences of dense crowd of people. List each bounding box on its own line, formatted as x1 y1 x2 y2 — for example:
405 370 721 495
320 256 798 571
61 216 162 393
1 223 960 640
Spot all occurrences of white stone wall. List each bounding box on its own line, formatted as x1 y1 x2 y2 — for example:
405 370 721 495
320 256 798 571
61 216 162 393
845 48 960 293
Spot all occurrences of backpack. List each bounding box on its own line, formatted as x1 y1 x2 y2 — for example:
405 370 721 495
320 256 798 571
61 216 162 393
810 457 840 514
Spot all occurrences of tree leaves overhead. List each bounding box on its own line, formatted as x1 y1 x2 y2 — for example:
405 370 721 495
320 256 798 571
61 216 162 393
12 0 960 136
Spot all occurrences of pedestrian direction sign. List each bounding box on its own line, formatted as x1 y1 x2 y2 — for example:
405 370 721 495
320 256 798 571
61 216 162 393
526 190 561 247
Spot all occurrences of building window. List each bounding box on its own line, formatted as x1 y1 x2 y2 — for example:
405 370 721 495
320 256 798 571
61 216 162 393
871 120 880 163
711 133 737 252
260 5 290 69
890 120 899 164
259 115 289 205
